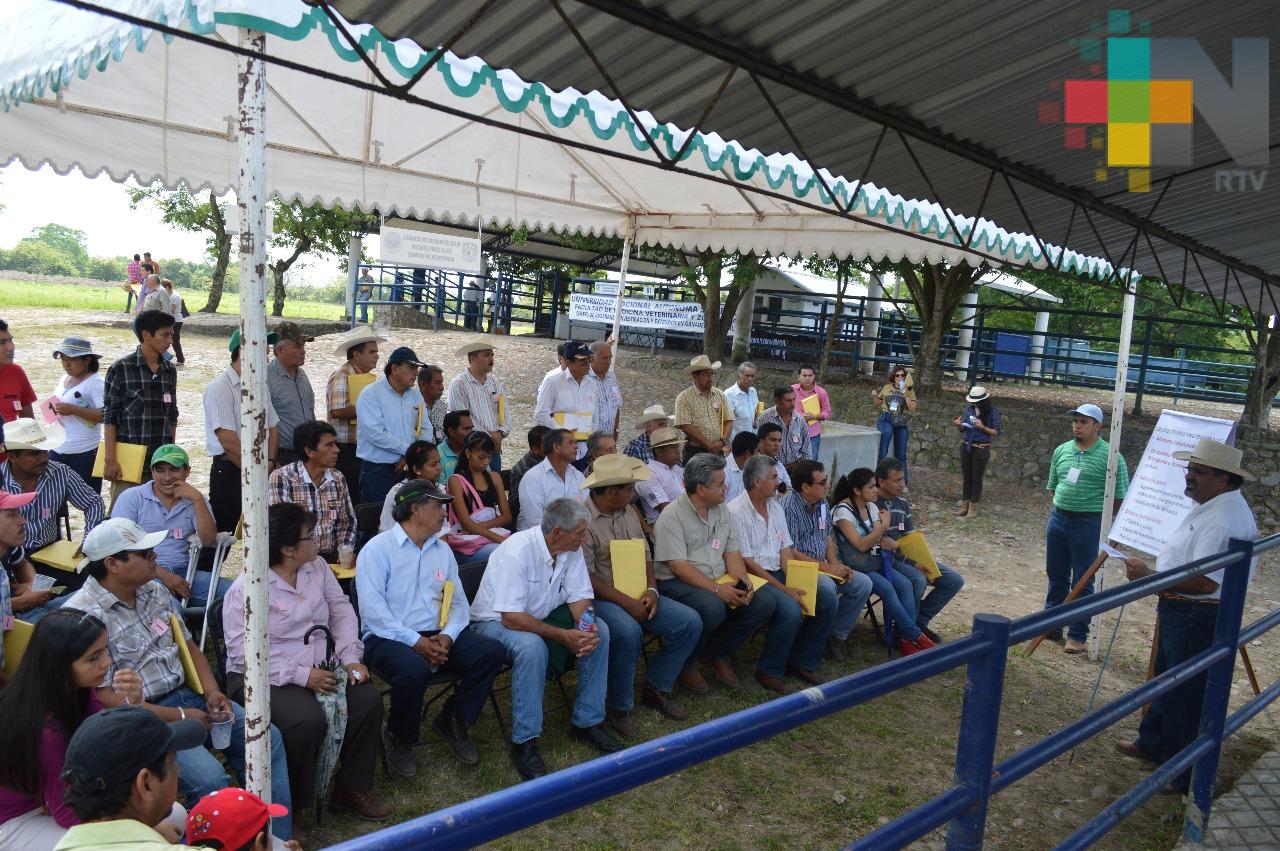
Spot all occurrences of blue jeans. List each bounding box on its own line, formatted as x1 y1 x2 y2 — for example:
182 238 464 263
761 572 838 673
832 570 874 641
489 453 502 473
154 687 292 840
16 595 70 624
856 564 920 641
359 460 398 506
657 578 793 677
595 596 701 710
809 435 821 461
1044 508 1101 642
471 617 611 744
158 565 232 610
454 542 500 565
894 559 964 631
876 413 909 480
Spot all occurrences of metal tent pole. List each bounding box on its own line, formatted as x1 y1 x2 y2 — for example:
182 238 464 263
236 27 273 799
608 218 635 371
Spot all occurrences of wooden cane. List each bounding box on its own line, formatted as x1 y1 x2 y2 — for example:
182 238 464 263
1240 646 1262 696
1026 550 1109 657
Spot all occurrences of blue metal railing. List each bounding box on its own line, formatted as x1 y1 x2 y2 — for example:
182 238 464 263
330 532 1278 850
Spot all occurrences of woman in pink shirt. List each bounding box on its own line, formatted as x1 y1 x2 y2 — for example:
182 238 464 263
791 364 832 461
222 502 391 827
0 609 143 849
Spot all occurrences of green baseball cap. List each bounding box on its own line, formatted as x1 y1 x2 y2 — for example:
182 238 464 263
150 444 190 469
228 328 280 353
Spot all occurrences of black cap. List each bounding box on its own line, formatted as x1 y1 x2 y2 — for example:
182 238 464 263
62 706 208 789
394 478 453 506
387 346 426 367
564 341 592 361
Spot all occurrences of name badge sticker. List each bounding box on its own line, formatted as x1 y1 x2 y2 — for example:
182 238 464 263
149 617 168 637
898 522 905 531
162 393 173 403
1066 467 1081 484
435 569 445 582
172 528 185 540
2 615 13 630
711 538 722 551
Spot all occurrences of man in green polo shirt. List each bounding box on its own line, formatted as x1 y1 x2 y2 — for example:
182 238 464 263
1043 403 1129 654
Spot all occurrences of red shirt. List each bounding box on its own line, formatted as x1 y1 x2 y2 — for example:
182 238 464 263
0 364 36 423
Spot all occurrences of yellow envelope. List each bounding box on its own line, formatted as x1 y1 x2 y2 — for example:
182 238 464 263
716 572 767 607
90 441 147 483
785 559 820 616
896 530 942 583
755 401 765 417
29 540 82 574
170 614 204 695
610 540 648 599
438 580 455 629
496 394 506 427
347 372 376 401
2 618 34 677
416 404 424 435
329 562 356 581
801 394 821 418
554 411 592 441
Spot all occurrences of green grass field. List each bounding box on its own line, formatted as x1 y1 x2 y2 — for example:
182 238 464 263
0 279 346 320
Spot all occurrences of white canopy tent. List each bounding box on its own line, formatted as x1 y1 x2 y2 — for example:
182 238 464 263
0 0 1139 802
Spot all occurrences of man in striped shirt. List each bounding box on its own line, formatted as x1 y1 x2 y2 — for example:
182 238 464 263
0 417 105 552
756 386 811 466
325 326 384 492
447 338 512 471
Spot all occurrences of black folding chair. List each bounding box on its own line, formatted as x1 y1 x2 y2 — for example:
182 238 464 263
354 501 383 553
205 599 229 693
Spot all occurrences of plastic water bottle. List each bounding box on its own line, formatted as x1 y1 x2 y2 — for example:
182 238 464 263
576 606 597 633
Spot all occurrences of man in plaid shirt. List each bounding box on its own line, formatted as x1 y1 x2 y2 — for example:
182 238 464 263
268 420 356 560
325 326 385 492
624 405 673 464
101 310 178 503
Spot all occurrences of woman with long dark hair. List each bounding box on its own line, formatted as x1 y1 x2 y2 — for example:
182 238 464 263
954 387 1002 518
830 469 934 657
444 431 512 563
0 609 142 848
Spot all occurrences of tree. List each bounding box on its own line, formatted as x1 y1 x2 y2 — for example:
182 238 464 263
677 251 767 363
25 223 89 272
889 260 989 397
268 201 372 317
129 186 234 313
1239 310 1280 433
801 255 865 381
5 240 80 276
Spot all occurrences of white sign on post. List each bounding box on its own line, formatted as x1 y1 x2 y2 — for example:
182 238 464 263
569 293 705 333
380 224 483 274
1109 410 1236 556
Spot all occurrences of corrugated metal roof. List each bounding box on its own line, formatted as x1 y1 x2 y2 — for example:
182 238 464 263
326 0 1280 312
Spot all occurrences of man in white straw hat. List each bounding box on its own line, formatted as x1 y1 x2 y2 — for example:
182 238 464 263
635 427 685 525
674 355 730 464
1116 438 1258 794
0 417 105 556
447 337 513 470
624 405 673 463
325 325 386 490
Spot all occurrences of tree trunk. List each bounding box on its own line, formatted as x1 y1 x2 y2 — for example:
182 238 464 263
269 239 311 317
730 280 755 362
1240 314 1280 433
201 192 230 313
894 261 985 398
817 261 851 382
698 256 725 362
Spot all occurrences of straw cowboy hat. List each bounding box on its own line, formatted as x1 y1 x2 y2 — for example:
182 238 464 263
331 325 387 358
682 354 722 376
455 336 496 356
634 404 674 430
4 418 66 453
1171 438 1255 482
581 453 652 489
965 386 990 403
650 426 685 449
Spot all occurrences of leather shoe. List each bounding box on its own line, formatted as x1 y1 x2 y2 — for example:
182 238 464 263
1115 740 1158 765
571 722 625 754
330 788 393 822
709 657 740 688
382 728 417 778
607 708 638 738
1064 639 1088 655
755 671 796 694
677 663 709 694
824 636 850 662
510 738 548 780
642 683 688 720
432 710 479 766
786 664 825 685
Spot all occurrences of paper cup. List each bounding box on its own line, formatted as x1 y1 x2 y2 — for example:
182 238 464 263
209 712 234 750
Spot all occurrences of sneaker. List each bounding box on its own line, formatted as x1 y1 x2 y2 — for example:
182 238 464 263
607 708 638 738
912 633 936 651
432 710 479 766
919 626 943 644
330 788 393 821
570 722 625 754
510 738 548 780
382 728 417 778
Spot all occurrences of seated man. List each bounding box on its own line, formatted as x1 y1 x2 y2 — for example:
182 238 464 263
571 430 616 474
516 428 584 531
729 455 836 686
724 431 758 503
653 452 794 694
0 417 105 552
581 454 702 735
782 460 872 659
470 497 621 780
56 705 209 851
268 420 356 561
356 480 505 778
61 518 294 840
754 422 792 500
111 444 226 609
624 405 672 463
507 425 549 522
875 457 965 643
634 426 685 525
0 490 54 627
437 409 474 482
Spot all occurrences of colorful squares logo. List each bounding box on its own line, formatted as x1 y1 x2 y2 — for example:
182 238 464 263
1107 123 1149 166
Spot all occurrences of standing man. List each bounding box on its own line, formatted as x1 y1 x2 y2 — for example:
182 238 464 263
582 454 702 732
1115 439 1258 794
204 330 280 533
0 319 35 425
268 420 356 561
674 355 730 464
535 341 595 459
102 310 179 505
585 340 623 442
470 498 622 779
624 405 672 463
723 361 759 443
356 480 506 777
267 322 316 468
325 325 385 492
635 426 685 525
516 428 584 531
757 386 812 465
792 364 831 461
437 410 474 482
447 338 512 471
1043 403 1129 654
417 364 448 445
124 253 143 312
355 346 432 506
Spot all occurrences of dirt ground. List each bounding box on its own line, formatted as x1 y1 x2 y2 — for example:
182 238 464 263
6 303 1277 850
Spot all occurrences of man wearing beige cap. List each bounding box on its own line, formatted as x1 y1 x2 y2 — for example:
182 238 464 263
447 338 513 470
268 322 317 467
325 325 385 490
1116 438 1258 794
624 405 672 463
675 355 730 464
635 427 685 524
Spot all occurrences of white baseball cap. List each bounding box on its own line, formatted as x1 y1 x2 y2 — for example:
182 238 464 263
78 518 168 572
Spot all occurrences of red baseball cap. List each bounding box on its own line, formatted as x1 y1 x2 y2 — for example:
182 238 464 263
0 491 37 511
186 788 288 849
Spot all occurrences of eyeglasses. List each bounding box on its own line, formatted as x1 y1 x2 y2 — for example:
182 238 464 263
812 478 829 487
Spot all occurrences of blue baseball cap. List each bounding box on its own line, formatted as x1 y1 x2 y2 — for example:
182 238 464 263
387 346 426 367
1070 404 1104 424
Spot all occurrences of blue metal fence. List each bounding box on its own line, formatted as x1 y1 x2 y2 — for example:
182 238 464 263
329 532 1278 850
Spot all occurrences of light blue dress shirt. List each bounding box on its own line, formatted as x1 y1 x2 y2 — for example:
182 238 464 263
110 480 205 573
355 523 470 645
354 376 431 464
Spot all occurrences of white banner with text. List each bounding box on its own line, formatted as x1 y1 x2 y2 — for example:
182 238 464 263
380 224 483 274
568 293 705 333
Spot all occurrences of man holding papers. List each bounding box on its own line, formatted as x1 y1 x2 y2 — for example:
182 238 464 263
730 455 835 687
324 325 385 491
792 365 831 461
355 346 432 506
447 338 513 471
582 454 702 734
757 386 812 466
356 480 505 777
534 341 595 459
